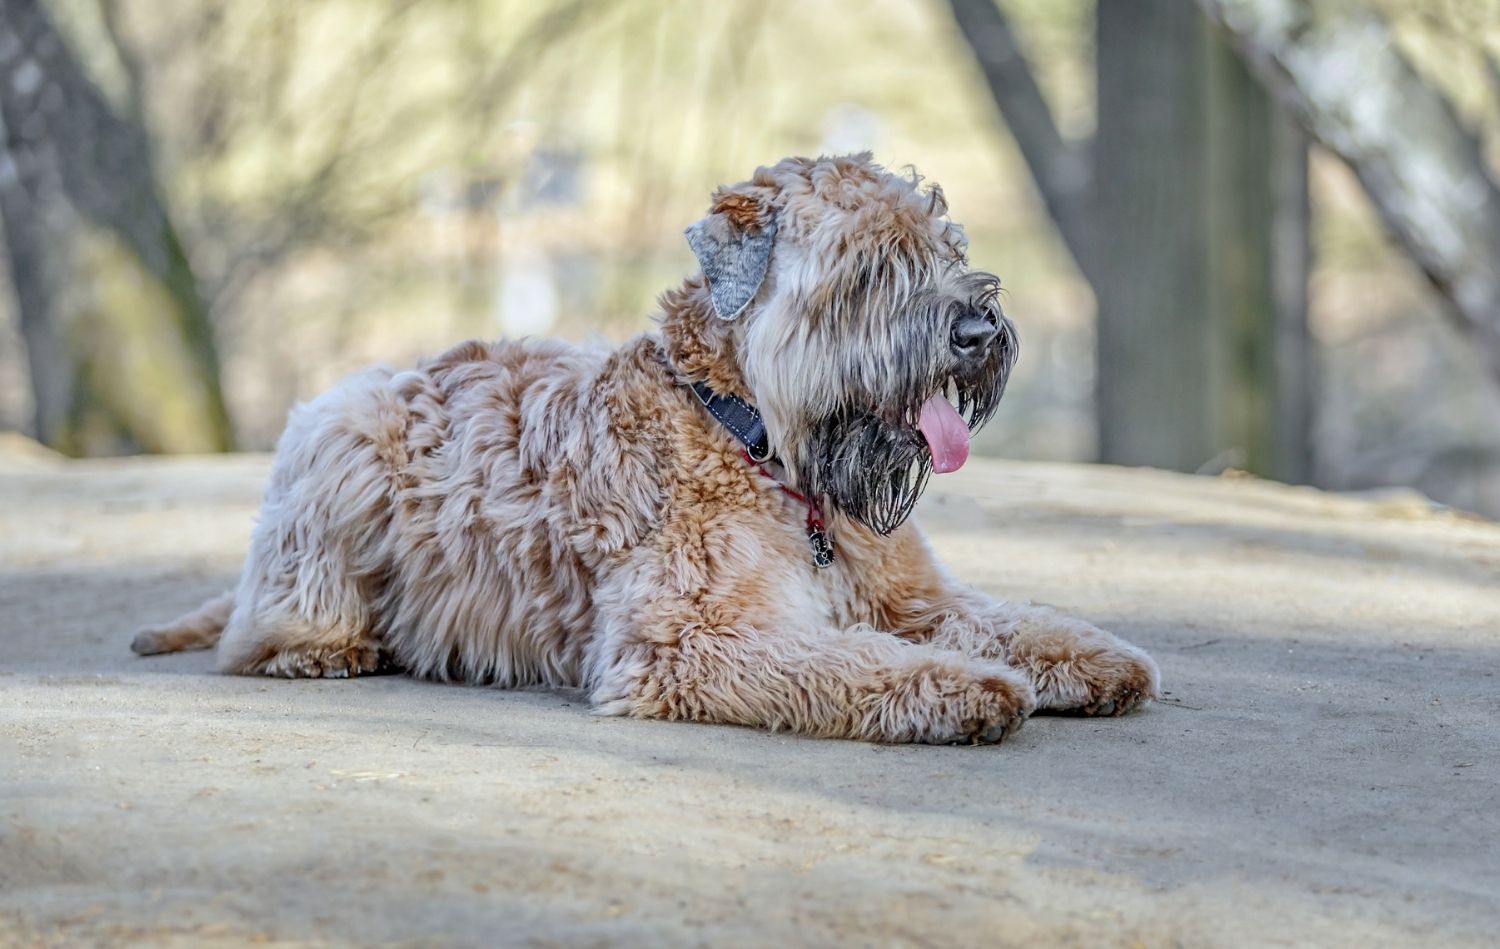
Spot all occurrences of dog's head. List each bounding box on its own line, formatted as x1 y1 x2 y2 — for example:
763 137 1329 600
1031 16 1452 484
662 154 1018 535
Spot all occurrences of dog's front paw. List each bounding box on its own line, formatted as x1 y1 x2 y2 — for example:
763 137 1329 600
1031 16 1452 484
958 671 1037 743
1014 627 1160 716
877 662 1036 745
1071 651 1157 717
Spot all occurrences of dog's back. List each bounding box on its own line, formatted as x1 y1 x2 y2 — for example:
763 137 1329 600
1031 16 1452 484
135 336 665 685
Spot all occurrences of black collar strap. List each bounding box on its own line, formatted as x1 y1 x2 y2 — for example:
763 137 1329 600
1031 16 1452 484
688 380 771 462
684 377 834 568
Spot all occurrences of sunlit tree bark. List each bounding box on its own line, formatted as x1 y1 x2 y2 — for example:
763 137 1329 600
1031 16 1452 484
1197 0 1500 385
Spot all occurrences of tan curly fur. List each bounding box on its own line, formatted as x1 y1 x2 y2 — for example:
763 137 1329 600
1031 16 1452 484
132 154 1159 744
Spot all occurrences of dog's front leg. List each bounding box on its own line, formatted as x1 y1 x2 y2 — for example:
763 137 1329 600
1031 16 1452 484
867 528 1159 716
931 595 1160 716
901 590 1161 716
906 596 1164 713
590 607 1035 744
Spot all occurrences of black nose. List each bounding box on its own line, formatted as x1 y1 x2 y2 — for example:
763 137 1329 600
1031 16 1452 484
950 313 998 357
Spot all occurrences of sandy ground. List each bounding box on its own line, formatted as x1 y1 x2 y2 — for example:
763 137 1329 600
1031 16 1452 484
2 445 1498 947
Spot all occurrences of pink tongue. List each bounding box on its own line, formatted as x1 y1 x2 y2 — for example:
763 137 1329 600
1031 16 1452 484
919 394 970 474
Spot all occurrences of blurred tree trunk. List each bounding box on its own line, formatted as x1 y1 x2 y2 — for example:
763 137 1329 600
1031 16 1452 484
948 0 1311 481
1202 21 1313 484
0 0 232 454
1197 0 1500 387
1093 1 1217 471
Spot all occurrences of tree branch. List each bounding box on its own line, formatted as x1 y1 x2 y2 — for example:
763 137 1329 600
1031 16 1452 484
1197 0 1500 384
96 0 147 125
944 0 1095 281
0 0 232 449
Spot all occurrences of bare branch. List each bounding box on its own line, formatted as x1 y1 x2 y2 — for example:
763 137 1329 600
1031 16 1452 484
1197 0 1500 384
943 0 1094 280
95 0 146 124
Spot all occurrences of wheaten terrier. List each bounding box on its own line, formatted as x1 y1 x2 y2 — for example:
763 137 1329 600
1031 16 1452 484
134 154 1159 743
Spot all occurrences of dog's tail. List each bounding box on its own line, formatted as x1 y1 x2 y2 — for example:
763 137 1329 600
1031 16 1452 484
130 591 234 656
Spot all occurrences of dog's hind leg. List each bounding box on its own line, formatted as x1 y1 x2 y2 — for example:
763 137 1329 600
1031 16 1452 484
210 373 403 679
130 591 235 656
213 537 389 680
214 574 388 679
137 545 389 678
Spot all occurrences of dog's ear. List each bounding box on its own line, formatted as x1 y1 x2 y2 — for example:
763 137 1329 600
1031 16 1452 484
684 192 776 321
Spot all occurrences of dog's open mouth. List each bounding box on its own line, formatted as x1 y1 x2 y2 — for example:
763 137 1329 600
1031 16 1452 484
918 390 970 474
803 312 1014 534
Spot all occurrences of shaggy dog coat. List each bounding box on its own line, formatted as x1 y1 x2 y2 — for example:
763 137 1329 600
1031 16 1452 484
136 155 1159 744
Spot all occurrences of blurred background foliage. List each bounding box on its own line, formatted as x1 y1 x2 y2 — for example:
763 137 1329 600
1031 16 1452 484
1 0 1498 515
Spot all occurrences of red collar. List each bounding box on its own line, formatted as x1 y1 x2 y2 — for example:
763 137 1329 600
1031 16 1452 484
737 448 835 569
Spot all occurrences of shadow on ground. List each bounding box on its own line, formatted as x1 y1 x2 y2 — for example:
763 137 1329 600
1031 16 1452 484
2 454 1498 946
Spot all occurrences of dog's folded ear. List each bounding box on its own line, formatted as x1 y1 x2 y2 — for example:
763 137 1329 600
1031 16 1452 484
684 198 776 321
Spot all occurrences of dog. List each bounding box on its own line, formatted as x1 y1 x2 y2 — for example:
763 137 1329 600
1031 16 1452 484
133 154 1159 743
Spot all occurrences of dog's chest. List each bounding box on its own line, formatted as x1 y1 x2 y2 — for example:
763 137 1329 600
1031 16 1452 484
750 518 890 631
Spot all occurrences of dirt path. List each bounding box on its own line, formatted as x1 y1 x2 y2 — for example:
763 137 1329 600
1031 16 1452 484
2 449 1498 946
